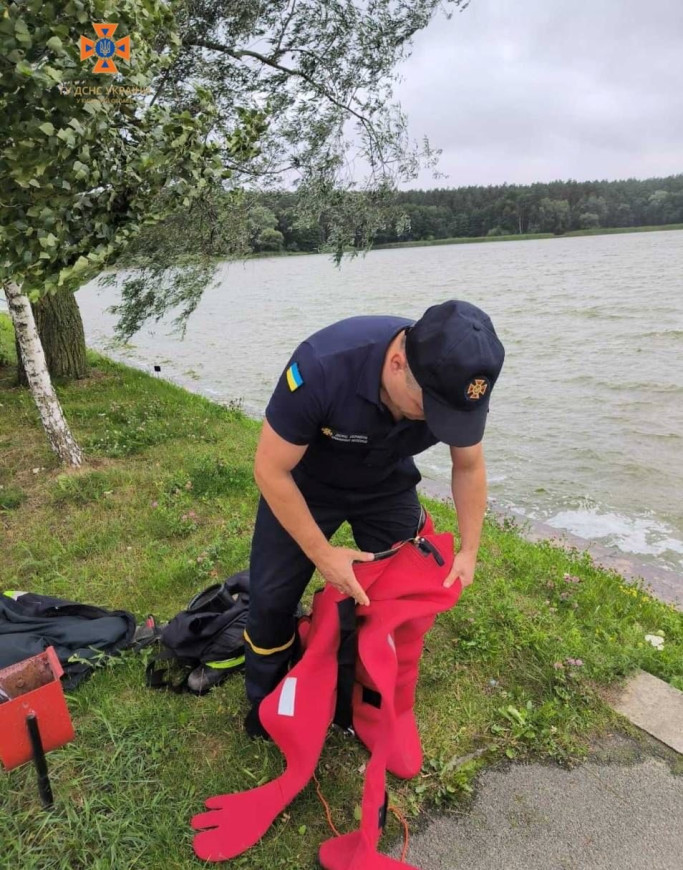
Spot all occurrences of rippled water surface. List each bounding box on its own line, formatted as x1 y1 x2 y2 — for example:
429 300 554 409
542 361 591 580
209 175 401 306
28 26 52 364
75 231 683 573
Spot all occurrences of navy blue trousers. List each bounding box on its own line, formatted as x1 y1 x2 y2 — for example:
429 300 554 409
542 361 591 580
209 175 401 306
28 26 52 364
245 479 423 704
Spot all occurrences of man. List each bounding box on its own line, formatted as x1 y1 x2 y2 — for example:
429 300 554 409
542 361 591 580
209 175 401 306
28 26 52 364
243 299 505 737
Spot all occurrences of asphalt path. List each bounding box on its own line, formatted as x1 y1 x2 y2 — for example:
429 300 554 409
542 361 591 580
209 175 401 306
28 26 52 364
387 733 683 870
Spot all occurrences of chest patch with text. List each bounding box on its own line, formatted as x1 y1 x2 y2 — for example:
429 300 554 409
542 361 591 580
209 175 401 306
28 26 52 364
321 427 369 445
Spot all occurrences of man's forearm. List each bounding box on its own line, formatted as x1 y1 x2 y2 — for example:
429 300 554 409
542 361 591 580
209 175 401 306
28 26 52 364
450 460 487 555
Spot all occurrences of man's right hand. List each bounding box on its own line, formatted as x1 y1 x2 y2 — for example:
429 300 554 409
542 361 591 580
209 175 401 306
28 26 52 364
315 546 374 607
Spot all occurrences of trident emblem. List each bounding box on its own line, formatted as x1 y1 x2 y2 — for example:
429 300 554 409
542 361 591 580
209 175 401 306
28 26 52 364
80 23 130 75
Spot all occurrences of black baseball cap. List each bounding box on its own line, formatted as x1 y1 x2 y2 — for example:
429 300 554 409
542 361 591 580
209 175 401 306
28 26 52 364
405 300 505 447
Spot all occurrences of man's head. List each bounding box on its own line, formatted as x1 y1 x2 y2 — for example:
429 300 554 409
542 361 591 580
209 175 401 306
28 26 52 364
405 300 505 447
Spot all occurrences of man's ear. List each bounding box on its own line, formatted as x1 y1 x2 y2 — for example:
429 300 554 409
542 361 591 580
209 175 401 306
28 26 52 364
388 348 405 374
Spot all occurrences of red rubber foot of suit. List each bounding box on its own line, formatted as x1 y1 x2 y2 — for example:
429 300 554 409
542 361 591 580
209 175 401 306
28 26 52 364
319 831 417 870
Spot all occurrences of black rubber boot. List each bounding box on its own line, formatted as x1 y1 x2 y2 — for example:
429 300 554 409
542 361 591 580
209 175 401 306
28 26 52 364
244 702 272 741
187 664 230 696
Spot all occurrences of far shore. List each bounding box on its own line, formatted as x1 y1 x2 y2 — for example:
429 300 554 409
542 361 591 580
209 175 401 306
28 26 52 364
370 222 683 252
102 222 683 273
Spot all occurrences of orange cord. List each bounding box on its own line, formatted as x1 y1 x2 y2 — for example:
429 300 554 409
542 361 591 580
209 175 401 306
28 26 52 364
313 773 343 838
313 774 410 861
389 805 410 863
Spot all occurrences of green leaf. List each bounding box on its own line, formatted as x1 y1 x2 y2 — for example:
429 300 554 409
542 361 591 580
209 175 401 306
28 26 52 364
56 128 76 147
38 232 58 249
38 122 55 136
46 36 63 52
72 255 90 273
16 60 33 76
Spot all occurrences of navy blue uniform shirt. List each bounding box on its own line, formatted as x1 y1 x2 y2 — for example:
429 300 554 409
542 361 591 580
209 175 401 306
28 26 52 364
265 316 440 494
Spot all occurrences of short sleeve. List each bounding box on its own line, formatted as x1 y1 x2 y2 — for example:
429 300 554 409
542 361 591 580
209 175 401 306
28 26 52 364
265 341 326 445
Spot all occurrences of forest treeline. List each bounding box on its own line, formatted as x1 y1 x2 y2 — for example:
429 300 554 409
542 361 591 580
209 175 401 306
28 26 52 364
121 174 683 263
269 174 683 251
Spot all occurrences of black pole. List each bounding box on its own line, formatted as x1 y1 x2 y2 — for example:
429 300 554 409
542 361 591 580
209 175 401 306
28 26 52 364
25 713 54 809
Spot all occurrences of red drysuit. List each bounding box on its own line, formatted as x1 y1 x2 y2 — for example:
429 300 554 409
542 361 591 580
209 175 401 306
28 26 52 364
192 527 462 868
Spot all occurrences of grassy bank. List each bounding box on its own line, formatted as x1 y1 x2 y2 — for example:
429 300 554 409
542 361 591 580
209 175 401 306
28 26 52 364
1 313 682 869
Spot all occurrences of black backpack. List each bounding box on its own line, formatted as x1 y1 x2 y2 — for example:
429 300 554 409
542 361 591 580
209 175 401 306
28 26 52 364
146 570 249 693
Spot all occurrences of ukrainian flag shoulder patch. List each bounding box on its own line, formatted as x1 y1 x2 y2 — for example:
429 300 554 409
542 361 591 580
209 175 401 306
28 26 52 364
286 362 304 392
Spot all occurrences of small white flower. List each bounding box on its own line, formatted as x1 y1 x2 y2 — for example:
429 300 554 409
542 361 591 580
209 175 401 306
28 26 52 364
645 634 664 650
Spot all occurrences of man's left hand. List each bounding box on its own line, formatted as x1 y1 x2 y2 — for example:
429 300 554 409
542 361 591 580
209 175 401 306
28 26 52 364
443 549 477 589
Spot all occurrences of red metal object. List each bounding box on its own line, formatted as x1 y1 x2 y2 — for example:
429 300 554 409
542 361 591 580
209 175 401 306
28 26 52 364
0 647 75 771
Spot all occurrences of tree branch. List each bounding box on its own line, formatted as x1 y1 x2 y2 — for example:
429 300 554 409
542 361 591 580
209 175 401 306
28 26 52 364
186 38 374 132
271 0 298 59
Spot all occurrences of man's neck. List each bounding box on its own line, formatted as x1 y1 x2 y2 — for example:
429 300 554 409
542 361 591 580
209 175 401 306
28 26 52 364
379 387 402 421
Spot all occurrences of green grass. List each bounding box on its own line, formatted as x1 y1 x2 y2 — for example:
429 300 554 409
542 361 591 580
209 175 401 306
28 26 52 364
1 313 682 868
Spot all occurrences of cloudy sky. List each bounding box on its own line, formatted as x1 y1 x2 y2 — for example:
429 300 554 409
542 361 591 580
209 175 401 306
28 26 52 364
393 0 683 188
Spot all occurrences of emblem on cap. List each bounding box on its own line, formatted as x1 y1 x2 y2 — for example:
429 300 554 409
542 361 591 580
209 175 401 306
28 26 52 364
465 377 490 401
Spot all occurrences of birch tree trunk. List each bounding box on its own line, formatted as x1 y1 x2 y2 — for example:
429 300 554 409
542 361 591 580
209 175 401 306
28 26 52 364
3 281 84 467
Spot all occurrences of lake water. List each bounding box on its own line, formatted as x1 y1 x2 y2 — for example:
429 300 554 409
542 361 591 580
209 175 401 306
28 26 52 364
67 231 683 575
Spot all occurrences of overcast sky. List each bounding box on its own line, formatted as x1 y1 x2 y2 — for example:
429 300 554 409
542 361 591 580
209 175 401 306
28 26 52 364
392 0 683 188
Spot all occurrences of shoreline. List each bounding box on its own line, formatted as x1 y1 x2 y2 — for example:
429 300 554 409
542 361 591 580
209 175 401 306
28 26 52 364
419 477 683 611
